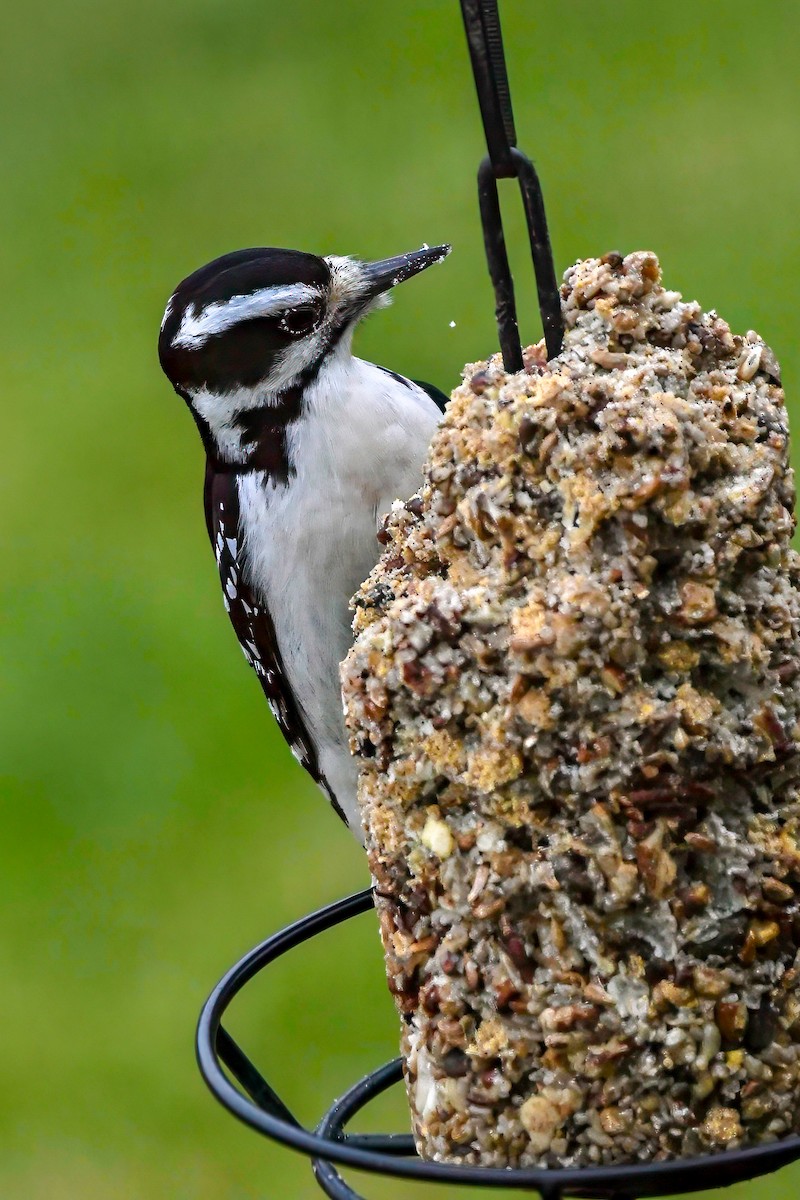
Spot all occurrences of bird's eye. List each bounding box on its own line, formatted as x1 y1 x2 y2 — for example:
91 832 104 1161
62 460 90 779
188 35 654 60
278 305 321 337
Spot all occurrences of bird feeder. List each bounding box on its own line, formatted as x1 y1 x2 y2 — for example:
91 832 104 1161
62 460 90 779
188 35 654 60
196 2 800 1196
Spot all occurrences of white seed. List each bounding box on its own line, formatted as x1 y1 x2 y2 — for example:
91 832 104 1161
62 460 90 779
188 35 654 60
738 344 762 381
420 814 454 858
520 1095 560 1153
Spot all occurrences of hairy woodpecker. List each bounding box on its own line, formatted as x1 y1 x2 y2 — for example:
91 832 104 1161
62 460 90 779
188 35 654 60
158 243 450 834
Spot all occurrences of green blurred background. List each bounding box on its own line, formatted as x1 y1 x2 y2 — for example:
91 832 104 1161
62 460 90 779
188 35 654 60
3 1 799 1197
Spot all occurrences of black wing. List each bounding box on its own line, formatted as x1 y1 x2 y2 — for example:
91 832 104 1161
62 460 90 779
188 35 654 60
411 378 449 414
203 462 347 825
376 366 449 415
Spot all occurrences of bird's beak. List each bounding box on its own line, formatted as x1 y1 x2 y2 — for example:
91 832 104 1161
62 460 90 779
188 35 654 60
361 244 451 299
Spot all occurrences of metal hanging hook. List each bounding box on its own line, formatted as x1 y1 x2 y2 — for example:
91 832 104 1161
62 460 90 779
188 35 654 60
460 0 563 368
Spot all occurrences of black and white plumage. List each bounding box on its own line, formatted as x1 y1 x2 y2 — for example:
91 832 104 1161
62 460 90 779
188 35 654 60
158 244 450 833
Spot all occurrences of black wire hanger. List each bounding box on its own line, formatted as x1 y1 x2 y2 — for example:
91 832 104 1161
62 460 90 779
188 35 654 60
460 0 563 369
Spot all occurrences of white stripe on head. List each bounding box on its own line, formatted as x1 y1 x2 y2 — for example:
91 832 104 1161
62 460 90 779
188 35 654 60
160 296 174 333
172 283 321 349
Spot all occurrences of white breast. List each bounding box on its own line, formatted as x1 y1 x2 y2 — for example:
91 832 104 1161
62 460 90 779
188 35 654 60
237 348 442 830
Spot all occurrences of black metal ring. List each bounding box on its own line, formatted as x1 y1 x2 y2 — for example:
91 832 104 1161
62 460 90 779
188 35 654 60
477 149 562 369
197 890 800 1198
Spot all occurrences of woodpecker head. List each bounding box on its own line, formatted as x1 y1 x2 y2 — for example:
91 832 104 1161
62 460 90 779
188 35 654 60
158 244 450 464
